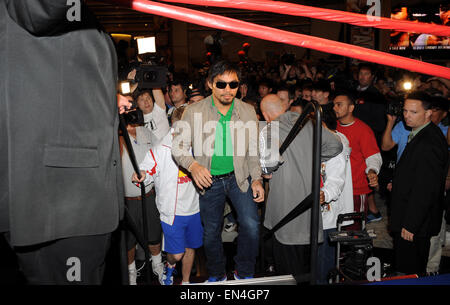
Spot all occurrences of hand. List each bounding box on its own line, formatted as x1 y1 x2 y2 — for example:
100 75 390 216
367 170 378 188
284 64 291 70
320 191 325 204
127 69 137 81
118 94 133 114
189 162 212 190
132 170 146 183
251 179 265 203
386 182 393 192
387 113 397 123
262 174 272 179
401 228 414 242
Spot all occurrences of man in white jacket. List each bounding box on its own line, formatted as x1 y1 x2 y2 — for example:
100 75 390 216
132 107 203 285
318 105 354 284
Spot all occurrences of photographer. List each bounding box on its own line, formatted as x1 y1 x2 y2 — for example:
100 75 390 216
125 67 170 146
120 89 169 285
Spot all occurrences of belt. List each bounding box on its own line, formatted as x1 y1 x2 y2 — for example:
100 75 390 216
211 171 234 180
126 188 155 201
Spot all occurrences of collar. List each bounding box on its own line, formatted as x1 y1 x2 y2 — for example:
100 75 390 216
207 94 241 120
410 121 431 138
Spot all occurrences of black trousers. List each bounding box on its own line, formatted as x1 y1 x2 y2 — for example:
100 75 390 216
393 232 430 276
13 233 111 285
273 237 310 278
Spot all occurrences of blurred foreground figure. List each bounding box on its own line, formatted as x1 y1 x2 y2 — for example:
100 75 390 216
0 0 129 284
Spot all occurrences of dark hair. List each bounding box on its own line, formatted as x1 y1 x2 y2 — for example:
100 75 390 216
276 86 296 101
207 60 241 83
430 96 449 112
406 91 432 110
358 63 376 75
321 103 338 131
133 89 154 102
312 79 331 93
258 78 273 89
334 89 356 105
169 79 187 92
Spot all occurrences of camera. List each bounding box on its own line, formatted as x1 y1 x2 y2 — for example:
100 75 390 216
122 108 144 125
134 36 168 89
386 98 404 117
135 64 168 89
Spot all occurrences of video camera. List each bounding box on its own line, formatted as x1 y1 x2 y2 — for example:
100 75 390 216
386 97 404 117
134 37 168 90
119 82 144 125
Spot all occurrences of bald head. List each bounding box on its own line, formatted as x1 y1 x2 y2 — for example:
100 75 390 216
261 94 286 122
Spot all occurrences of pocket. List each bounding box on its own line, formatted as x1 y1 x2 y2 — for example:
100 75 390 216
43 145 99 168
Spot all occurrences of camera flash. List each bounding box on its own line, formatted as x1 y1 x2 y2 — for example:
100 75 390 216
121 81 131 95
403 81 412 91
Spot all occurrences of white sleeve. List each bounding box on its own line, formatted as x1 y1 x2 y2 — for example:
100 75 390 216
322 153 346 203
137 150 159 187
365 152 382 175
144 104 170 143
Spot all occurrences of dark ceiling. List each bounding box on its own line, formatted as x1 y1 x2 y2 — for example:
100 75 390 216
86 0 318 35
86 0 443 35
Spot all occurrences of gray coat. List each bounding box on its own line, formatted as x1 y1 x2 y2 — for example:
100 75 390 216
0 0 123 246
264 112 343 245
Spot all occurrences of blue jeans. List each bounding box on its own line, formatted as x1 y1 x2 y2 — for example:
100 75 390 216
199 174 259 278
318 228 337 284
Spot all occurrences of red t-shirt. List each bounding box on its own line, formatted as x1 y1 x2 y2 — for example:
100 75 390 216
337 118 380 195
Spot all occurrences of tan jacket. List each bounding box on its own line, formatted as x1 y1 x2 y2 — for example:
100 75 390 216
172 95 262 192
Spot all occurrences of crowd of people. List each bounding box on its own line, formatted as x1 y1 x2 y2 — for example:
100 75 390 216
119 46 450 285
2 0 449 286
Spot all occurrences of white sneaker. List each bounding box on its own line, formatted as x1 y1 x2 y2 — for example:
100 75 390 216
224 222 237 232
152 261 165 284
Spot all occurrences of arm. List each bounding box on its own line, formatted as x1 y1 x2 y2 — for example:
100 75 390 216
280 65 291 81
247 112 264 202
381 114 398 151
365 153 382 189
322 154 346 203
362 126 382 188
171 107 212 190
172 106 196 170
301 63 313 80
403 143 447 236
152 88 166 111
247 111 263 184
321 128 343 162
132 150 158 186
365 153 382 175
143 96 170 144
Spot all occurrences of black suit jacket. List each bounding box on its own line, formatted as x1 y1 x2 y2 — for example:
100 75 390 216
0 0 124 246
390 122 448 237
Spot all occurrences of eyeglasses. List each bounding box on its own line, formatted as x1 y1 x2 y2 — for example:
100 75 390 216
215 81 239 89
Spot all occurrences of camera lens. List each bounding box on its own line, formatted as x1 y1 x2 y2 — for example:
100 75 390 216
143 71 156 81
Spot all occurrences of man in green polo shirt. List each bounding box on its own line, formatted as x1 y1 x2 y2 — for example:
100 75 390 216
210 97 235 176
172 60 264 282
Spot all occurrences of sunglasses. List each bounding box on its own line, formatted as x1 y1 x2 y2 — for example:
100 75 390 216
215 81 239 89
